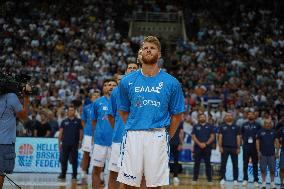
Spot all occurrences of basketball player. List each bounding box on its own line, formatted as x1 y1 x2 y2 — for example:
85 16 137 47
78 89 101 185
108 62 139 189
91 79 117 189
117 36 185 188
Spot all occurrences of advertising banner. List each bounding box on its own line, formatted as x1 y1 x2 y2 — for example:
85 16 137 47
14 137 82 173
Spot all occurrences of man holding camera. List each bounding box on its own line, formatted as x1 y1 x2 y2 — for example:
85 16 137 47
0 85 30 189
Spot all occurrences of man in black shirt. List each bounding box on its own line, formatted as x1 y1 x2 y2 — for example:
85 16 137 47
241 109 261 187
218 113 241 186
24 110 40 137
191 113 215 184
33 111 51 137
256 119 278 189
58 105 83 181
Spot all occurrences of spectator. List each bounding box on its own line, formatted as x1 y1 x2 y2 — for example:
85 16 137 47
24 110 40 137
33 111 51 137
48 111 59 137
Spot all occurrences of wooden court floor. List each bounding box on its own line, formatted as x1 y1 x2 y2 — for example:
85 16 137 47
3 173 272 189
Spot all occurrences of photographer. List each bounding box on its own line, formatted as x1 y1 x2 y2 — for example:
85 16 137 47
0 84 30 189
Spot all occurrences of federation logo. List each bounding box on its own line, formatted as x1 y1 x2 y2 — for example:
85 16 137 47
134 96 144 108
18 144 34 167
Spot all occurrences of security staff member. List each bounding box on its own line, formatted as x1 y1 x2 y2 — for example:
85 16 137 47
191 113 215 183
58 105 83 181
219 113 241 186
256 119 278 189
241 109 261 187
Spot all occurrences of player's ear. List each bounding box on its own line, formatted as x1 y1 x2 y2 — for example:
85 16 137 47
158 51 161 59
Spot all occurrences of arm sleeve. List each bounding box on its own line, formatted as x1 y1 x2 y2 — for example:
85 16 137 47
191 125 196 135
91 102 98 121
118 81 131 112
218 126 223 134
79 119 83 129
210 125 215 134
109 91 117 117
81 107 87 122
169 81 185 115
240 124 244 135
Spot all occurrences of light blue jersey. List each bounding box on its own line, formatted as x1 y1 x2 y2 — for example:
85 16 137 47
118 69 185 130
81 103 94 136
109 87 125 143
92 96 113 146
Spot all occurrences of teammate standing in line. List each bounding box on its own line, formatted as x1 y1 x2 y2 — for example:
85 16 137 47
108 62 139 189
91 79 117 189
78 89 101 185
117 36 185 188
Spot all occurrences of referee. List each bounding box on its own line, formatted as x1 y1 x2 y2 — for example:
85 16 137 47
58 105 83 181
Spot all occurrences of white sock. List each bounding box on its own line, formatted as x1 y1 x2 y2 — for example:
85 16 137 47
81 170 87 178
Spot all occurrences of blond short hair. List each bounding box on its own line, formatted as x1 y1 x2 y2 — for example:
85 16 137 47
143 36 161 51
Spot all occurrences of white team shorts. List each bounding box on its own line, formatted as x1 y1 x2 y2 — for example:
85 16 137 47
117 128 170 187
108 142 121 172
81 135 93 153
91 144 111 167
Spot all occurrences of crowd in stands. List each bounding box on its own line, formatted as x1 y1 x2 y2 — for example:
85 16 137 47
0 0 283 137
169 1 284 128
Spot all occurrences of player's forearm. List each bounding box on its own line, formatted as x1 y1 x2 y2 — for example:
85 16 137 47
92 120 96 135
119 110 129 124
81 121 85 128
108 115 115 128
168 113 183 138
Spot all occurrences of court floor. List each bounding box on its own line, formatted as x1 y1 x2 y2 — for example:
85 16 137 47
3 173 274 189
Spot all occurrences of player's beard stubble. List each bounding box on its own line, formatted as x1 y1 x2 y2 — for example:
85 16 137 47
142 53 159 65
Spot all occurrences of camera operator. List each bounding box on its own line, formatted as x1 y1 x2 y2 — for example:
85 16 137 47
0 84 31 189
